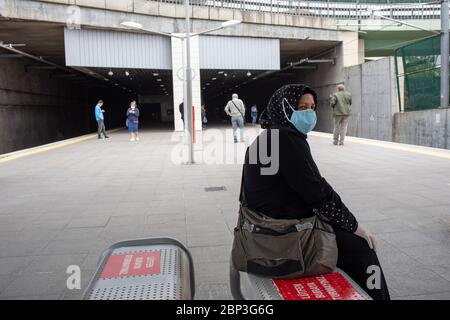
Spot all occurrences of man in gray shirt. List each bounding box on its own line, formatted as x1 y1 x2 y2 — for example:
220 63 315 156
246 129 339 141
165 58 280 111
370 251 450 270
224 93 245 143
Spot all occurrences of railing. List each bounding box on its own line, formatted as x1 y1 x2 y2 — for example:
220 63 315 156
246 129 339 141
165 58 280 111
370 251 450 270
394 35 446 111
153 0 443 20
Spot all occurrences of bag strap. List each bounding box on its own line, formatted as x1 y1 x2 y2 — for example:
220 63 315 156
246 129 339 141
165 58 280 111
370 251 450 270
239 169 316 233
239 169 247 206
232 101 244 117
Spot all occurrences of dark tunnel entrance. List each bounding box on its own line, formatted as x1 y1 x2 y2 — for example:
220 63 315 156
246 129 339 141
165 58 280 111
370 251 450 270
80 68 174 129
200 39 340 126
200 69 307 126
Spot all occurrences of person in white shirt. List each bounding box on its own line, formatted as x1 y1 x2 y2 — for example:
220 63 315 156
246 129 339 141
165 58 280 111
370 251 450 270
224 93 246 143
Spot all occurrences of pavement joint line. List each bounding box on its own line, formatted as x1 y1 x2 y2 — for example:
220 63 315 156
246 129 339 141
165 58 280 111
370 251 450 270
309 131 450 160
187 244 231 249
391 290 450 298
0 128 122 164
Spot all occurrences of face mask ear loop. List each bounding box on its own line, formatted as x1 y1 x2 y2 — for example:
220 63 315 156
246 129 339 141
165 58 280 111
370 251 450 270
282 98 294 121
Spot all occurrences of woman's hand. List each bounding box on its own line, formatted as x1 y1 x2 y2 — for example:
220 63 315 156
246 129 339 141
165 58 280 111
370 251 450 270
354 224 378 252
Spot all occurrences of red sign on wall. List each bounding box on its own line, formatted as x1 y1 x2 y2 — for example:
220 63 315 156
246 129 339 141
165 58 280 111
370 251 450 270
100 251 161 279
272 272 366 300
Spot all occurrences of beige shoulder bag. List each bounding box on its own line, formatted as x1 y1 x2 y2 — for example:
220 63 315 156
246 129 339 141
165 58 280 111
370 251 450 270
231 174 338 279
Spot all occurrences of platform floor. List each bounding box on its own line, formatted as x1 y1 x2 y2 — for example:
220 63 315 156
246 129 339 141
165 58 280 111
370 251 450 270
0 126 449 300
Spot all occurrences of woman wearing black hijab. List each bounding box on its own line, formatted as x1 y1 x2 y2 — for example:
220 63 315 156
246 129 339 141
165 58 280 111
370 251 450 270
239 84 390 300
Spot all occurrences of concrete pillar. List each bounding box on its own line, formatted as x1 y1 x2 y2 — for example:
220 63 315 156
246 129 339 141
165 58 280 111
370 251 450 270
358 38 365 65
171 35 202 132
338 31 360 67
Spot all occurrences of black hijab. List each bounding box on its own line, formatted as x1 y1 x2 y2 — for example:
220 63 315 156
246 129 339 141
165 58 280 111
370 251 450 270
259 84 318 129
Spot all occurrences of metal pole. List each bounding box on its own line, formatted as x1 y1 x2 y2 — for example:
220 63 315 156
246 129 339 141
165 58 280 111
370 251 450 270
357 0 360 32
441 0 449 149
185 0 194 164
372 12 440 34
181 38 188 137
440 0 449 109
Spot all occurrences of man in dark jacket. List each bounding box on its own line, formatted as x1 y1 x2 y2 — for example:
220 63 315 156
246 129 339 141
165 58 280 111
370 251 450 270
179 102 184 123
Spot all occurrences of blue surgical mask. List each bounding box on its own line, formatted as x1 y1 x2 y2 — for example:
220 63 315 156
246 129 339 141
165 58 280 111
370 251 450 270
282 98 317 134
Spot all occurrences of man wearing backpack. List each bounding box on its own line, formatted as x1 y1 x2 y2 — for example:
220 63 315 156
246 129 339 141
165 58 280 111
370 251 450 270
224 93 246 143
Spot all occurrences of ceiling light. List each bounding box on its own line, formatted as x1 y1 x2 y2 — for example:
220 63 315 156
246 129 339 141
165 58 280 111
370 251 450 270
160 84 164 87
221 20 242 28
108 70 114 76
125 71 130 76
153 73 159 76
120 21 143 30
224 73 228 77
212 78 217 80
218 71 224 74
247 71 252 77
206 83 210 86
157 79 162 82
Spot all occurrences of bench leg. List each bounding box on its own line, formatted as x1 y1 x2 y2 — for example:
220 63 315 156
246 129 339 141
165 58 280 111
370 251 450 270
229 264 245 300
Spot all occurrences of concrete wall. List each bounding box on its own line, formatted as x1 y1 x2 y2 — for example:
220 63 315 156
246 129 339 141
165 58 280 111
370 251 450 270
1 0 348 43
360 57 398 142
394 108 450 149
296 43 346 134
299 56 399 143
33 0 336 30
344 63 363 138
300 55 450 150
0 57 129 154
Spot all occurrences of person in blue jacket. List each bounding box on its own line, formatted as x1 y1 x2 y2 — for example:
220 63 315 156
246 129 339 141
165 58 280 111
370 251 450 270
127 100 140 141
94 100 109 139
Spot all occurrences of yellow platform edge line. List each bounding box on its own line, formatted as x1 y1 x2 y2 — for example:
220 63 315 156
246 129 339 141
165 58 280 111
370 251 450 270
309 132 450 160
0 128 122 164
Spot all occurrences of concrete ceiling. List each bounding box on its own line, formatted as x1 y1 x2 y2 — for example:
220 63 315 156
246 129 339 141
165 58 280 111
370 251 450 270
362 30 434 57
280 39 339 67
0 20 65 65
200 69 269 98
86 67 173 96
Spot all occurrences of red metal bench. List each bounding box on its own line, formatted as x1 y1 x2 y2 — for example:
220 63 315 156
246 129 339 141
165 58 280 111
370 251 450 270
83 238 195 300
230 264 372 300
